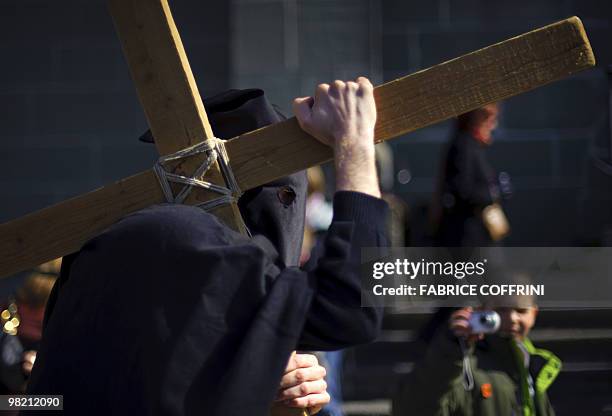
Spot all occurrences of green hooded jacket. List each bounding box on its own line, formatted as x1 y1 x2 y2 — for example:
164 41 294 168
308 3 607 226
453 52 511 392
393 331 561 416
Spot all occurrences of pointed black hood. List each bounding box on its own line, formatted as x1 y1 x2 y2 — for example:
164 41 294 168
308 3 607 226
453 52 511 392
140 89 307 268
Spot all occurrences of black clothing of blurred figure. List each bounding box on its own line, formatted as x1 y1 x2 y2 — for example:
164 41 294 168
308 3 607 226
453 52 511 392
434 104 500 247
26 90 388 416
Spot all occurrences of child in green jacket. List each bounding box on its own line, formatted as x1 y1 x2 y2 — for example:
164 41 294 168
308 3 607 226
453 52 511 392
393 295 561 416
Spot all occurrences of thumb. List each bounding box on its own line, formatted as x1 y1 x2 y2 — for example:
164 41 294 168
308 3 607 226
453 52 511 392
284 350 298 373
292 96 314 130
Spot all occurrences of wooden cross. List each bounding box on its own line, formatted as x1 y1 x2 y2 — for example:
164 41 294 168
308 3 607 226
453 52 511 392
0 3 594 284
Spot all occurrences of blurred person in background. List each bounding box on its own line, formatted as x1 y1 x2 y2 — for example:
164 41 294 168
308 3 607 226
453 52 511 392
301 165 345 416
431 103 511 247
0 259 60 395
301 166 334 265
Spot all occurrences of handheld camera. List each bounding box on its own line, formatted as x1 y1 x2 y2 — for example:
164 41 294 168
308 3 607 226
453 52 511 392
469 311 501 334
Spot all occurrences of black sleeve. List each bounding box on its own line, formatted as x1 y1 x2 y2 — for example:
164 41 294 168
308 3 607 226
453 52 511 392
297 191 389 350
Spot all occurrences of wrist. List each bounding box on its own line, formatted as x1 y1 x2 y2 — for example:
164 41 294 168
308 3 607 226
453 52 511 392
335 155 380 198
333 131 379 198
333 140 376 167
333 129 375 150
336 179 381 198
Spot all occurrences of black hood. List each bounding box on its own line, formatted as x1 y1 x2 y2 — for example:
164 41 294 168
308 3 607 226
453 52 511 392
140 89 307 268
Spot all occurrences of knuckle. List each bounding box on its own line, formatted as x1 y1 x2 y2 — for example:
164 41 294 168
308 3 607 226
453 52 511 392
307 354 318 366
299 353 316 367
299 397 311 408
299 383 310 395
294 369 305 383
359 79 373 91
294 353 306 366
289 397 304 407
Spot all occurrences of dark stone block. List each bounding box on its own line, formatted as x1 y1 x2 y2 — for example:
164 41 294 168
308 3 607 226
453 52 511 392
1 1 114 42
30 91 145 138
579 161 612 243
489 139 554 177
503 188 583 244
581 25 612 66
571 0 612 20
233 73 295 114
383 69 414 83
93 144 158 184
501 76 607 130
0 94 32 136
233 2 285 73
449 0 567 24
197 76 236 101
1 0 231 89
0 146 93 183
298 0 371 75
393 139 445 180
183 40 231 95
383 33 411 71
1 176 110 222
171 0 230 36
419 30 515 68
558 138 590 178
0 195 62 223
0 43 55 85
382 0 439 26
52 41 124 83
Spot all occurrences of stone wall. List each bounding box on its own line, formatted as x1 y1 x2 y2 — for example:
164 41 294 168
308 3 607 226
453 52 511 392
1 0 611 246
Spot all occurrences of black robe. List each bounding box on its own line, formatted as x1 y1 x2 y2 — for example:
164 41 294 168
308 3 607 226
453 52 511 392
436 131 498 247
26 90 389 416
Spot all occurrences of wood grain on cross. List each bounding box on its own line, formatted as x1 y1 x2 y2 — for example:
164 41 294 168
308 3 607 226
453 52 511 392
108 0 246 231
0 11 595 284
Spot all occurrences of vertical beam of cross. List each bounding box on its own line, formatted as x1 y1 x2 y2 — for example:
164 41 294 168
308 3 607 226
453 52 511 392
108 0 247 233
107 1 303 415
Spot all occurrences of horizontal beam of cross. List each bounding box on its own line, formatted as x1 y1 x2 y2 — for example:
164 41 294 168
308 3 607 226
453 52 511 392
226 17 595 190
0 17 595 279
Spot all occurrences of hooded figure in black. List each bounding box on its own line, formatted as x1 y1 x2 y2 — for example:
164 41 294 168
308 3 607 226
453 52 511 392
26 89 389 416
